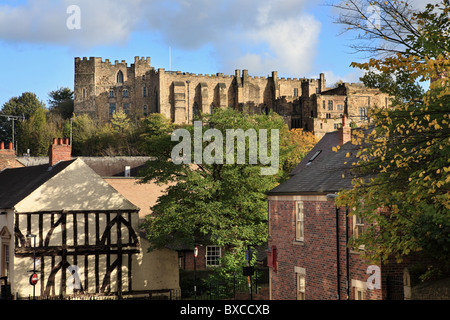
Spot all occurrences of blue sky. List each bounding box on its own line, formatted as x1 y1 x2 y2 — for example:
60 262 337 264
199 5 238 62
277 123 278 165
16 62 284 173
0 0 430 108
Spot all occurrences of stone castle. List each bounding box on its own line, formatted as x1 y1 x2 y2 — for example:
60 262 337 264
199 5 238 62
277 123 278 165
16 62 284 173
74 56 390 139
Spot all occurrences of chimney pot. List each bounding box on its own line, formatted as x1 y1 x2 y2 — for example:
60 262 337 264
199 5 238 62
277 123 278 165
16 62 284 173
49 138 72 167
0 142 4 150
8 142 13 150
64 138 69 145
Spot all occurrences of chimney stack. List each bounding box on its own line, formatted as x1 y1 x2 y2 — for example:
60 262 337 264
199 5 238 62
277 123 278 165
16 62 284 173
338 115 351 146
0 141 16 170
49 138 72 167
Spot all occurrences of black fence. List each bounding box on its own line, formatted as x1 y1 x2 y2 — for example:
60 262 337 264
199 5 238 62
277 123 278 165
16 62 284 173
178 267 270 300
10 268 270 301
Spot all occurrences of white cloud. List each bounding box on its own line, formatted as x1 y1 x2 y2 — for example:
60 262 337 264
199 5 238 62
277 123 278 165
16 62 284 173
321 69 364 88
0 0 144 47
0 0 322 76
231 15 321 76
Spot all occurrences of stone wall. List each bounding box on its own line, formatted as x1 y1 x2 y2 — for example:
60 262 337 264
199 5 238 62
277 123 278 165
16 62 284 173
74 57 390 138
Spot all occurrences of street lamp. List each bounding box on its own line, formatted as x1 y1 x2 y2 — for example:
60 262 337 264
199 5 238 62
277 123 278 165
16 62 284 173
26 234 37 300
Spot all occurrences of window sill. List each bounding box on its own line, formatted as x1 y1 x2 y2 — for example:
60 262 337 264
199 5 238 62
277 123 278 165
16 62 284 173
293 240 305 246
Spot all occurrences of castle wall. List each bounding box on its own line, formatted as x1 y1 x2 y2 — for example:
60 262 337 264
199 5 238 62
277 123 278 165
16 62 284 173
73 57 389 138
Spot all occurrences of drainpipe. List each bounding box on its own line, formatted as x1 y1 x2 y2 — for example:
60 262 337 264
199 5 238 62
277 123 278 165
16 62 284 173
327 193 340 300
346 208 350 300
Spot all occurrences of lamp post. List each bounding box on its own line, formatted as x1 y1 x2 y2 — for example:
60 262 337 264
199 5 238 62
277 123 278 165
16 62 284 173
193 244 198 299
0 114 25 150
26 234 37 300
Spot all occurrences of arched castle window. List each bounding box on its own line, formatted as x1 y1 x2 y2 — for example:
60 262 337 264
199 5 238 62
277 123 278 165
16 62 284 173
117 70 124 84
193 102 200 120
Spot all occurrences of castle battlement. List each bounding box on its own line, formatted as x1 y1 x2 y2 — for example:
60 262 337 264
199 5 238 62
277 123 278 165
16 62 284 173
75 56 151 68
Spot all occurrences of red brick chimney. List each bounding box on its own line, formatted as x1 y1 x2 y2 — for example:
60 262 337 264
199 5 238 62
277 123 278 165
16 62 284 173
0 142 16 170
338 115 351 146
49 138 72 166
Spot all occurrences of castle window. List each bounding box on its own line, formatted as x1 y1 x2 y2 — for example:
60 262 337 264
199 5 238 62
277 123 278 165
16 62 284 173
291 118 301 129
109 89 114 98
294 88 298 97
109 103 116 115
337 104 344 111
359 107 368 121
143 87 147 97
117 70 124 84
122 89 129 98
82 88 86 99
143 105 148 116
142 75 145 81
322 100 325 110
123 103 130 114
193 103 200 120
310 110 314 118
328 100 333 111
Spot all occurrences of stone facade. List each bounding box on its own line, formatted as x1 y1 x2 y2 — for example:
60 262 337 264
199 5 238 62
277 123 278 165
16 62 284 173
74 56 390 138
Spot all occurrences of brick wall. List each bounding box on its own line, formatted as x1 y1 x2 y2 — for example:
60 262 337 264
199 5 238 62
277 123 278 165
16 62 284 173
268 195 388 300
48 138 72 166
0 142 18 170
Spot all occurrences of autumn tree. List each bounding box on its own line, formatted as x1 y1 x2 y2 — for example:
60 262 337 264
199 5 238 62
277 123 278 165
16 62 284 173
334 0 450 280
284 128 318 175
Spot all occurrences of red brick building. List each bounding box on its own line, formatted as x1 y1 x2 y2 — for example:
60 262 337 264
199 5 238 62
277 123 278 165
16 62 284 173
267 119 408 300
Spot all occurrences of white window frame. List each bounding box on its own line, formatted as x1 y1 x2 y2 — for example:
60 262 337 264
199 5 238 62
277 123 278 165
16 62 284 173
352 279 367 300
295 266 306 300
205 245 221 267
296 201 304 242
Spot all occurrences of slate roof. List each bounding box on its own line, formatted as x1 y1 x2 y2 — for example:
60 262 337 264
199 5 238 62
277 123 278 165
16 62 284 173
16 156 151 177
0 160 75 209
269 128 367 195
289 131 339 176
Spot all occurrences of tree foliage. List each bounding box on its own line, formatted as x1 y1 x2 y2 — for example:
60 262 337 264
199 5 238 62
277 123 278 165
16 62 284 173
140 109 295 255
48 87 74 119
334 0 450 279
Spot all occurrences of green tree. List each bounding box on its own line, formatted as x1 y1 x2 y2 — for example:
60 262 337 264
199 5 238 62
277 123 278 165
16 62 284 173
19 106 63 156
334 0 450 280
0 92 45 144
140 109 292 259
48 87 74 119
71 113 98 156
